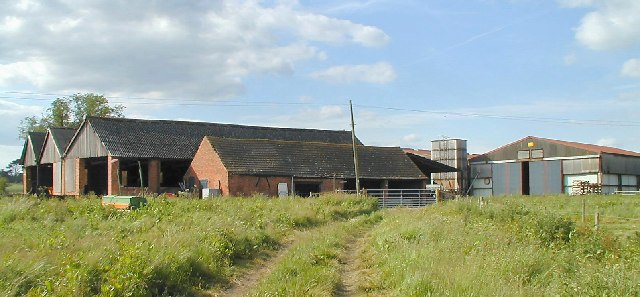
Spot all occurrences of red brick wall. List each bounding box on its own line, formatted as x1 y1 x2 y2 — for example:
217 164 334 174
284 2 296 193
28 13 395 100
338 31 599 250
184 138 230 195
229 175 292 196
148 160 160 194
228 176 341 196
107 155 119 195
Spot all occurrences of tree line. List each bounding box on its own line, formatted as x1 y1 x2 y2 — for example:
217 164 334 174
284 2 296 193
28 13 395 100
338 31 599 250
18 93 125 140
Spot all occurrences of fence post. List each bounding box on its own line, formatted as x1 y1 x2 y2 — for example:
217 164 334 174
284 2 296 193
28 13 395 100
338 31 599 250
581 198 585 223
595 209 600 231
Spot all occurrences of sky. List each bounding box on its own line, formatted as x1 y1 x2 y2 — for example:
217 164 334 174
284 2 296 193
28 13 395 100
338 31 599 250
1 0 640 169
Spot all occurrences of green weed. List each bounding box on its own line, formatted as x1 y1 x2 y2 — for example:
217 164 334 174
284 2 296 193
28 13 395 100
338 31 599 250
0 194 377 296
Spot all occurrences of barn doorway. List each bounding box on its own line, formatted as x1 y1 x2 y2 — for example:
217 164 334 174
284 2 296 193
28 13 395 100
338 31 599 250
38 164 53 192
119 159 149 188
85 157 108 195
521 161 530 195
294 182 321 197
160 160 191 188
388 180 423 189
25 166 38 194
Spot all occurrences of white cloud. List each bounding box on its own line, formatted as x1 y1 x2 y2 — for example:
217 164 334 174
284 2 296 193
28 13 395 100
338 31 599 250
571 0 640 50
317 105 345 119
240 105 351 131
621 58 640 78
0 16 24 33
596 137 617 147
285 105 345 122
402 134 420 142
310 62 396 84
0 59 51 88
291 13 389 47
47 18 81 33
0 1 388 99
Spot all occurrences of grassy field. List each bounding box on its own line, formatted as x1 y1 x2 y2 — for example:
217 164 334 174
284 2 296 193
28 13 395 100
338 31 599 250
492 194 640 237
0 194 377 296
357 195 640 296
0 194 638 296
5 183 21 195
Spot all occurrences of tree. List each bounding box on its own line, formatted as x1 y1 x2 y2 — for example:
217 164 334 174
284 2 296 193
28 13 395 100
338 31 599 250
19 93 125 139
70 93 124 126
5 159 22 180
44 98 72 127
18 116 47 139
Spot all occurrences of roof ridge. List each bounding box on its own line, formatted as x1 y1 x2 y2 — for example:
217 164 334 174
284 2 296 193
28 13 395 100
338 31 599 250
533 136 640 156
470 135 640 160
206 136 403 149
88 116 350 133
207 136 355 147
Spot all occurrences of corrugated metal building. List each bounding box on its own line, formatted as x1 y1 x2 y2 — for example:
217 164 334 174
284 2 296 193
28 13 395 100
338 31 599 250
469 136 640 196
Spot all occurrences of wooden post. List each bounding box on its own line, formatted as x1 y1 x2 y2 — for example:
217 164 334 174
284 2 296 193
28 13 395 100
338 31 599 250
138 160 144 196
581 198 585 223
595 210 600 231
349 100 360 196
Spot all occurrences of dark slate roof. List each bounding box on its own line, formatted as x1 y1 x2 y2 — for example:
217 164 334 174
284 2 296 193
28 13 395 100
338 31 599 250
207 137 426 179
86 117 361 159
405 152 458 174
50 128 76 154
19 132 46 165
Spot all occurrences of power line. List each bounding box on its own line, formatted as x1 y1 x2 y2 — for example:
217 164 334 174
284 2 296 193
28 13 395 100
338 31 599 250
1 91 313 106
3 91 640 127
353 104 640 127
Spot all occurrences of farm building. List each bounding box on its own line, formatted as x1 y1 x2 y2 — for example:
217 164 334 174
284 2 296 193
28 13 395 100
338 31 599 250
185 137 429 197
403 148 459 180
19 131 46 194
60 117 363 196
469 136 640 196
38 128 77 195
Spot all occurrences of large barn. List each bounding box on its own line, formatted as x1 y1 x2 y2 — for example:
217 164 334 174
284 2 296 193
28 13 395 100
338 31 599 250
185 137 428 197
469 136 640 196
60 117 362 196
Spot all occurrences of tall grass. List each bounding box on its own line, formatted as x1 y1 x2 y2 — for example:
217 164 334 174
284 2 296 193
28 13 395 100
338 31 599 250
0 194 377 296
358 198 640 296
491 194 640 237
6 183 22 195
249 212 382 296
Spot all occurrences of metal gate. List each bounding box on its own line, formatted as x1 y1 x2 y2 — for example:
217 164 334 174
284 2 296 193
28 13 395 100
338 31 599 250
365 189 438 208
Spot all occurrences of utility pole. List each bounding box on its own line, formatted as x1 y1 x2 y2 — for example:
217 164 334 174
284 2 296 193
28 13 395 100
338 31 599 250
350 100 360 196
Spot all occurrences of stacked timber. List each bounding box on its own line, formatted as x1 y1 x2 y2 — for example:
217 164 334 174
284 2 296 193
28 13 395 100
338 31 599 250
571 180 602 195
